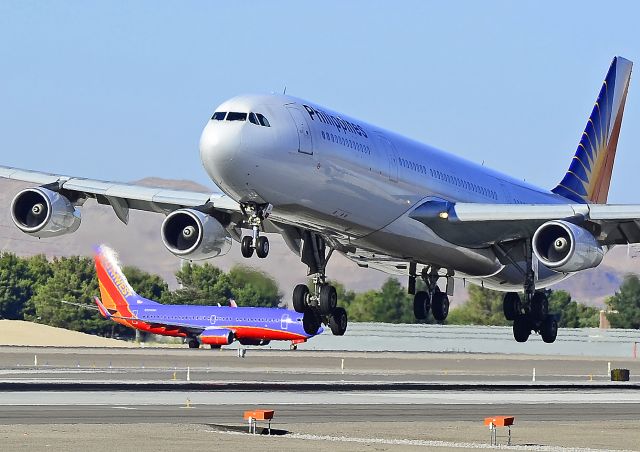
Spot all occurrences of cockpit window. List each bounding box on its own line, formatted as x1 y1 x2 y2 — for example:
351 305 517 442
211 112 226 121
256 113 270 127
249 112 259 125
226 112 247 121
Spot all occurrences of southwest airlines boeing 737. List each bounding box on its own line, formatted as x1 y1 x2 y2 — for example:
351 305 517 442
0 57 635 343
89 244 320 349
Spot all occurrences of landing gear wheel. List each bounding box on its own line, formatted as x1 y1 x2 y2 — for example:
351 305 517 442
413 291 430 320
319 285 338 315
540 314 558 343
210 344 222 349
240 236 254 258
531 291 549 321
503 292 520 321
431 291 450 322
513 316 531 343
302 310 321 335
188 338 200 349
256 236 269 258
329 307 348 336
292 284 309 313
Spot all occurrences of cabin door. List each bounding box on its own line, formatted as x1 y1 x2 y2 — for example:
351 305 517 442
280 313 291 330
286 105 313 155
376 134 398 182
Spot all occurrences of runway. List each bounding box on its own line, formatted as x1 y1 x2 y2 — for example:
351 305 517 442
1 346 639 451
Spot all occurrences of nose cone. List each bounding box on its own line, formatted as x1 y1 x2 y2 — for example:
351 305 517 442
199 121 242 187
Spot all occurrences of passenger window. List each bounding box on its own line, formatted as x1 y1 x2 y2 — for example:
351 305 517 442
227 112 247 121
256 113 271 127
249 113 259 125
211 112 226 121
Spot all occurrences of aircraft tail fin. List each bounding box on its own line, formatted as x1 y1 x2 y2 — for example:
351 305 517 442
552 56 633 204
93 244 158 319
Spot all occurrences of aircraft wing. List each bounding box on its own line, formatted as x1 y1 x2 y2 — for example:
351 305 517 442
0 165 241 224
410 200 640 248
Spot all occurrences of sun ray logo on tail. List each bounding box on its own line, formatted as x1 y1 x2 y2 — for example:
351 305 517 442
553 57 633 204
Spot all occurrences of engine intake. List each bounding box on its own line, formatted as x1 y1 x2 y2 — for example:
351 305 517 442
10 187 81 238
161 208 231 260
532 220 604 272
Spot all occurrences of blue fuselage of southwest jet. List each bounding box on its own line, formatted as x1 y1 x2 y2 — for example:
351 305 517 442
94 244 319 347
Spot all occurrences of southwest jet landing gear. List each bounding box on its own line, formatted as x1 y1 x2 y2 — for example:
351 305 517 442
240 203 271 259
411 267 451 323
501 240 558 343
292 231 348 336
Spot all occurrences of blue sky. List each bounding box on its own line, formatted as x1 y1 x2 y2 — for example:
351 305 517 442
1 1 639 202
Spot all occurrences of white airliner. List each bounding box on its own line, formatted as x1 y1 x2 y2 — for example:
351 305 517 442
0 57 634 343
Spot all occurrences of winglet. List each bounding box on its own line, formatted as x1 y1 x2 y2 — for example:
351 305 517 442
94 297 112 319
553 56 633 204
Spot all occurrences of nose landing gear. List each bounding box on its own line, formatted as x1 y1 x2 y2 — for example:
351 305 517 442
240 203 272 259
292 231 348 336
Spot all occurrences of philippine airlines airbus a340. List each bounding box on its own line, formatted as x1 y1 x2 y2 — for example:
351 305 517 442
0 57 635 343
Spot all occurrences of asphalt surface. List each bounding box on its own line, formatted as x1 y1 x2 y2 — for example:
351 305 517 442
3 402 640 425
2 346 639 383
2 346 639 450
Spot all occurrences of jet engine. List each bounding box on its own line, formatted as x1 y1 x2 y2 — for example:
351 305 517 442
10 187 81 238
199 327 234 346
532 220 604 272
161 208 231 260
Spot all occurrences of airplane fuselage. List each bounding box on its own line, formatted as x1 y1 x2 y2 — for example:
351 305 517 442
199 94 578 291
118 303 312 342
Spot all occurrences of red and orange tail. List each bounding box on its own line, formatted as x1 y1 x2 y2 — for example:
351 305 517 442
553 57 633 204
93 245 139 320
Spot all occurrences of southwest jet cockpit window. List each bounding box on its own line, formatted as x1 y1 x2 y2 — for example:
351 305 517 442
249 113 259 125
226 112 247 121
211 112 226 120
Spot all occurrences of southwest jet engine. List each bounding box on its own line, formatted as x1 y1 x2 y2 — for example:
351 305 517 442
199 327 234 346
532 220 604 272
161 208 231 260
10 187 81 238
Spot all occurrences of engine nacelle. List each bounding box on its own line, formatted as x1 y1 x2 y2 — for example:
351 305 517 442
532 220 604 272
161 208 231 260
10 187 81 238
199 327 234 345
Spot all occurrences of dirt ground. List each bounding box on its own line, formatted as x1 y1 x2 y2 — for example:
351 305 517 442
0 420 637 452
0 320 132 347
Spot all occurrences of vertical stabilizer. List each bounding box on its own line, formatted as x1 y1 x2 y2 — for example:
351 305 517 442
552 56 633 203
93 245 155 319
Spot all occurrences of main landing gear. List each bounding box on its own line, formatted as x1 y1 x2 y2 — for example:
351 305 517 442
410 266 451 323
240 203 272 259
292 231 348 336
187 338 200 349
504 291 558 343
500 240 558 343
